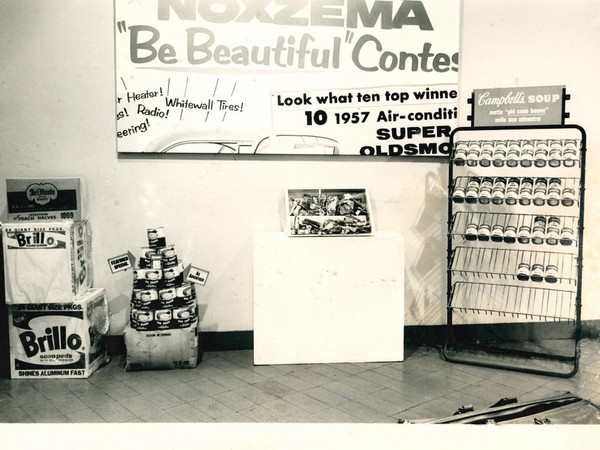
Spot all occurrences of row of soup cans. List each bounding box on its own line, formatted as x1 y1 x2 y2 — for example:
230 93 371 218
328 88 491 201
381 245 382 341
130 302 198 331
131 281 196 310
133 262 185 290
139 245 178 270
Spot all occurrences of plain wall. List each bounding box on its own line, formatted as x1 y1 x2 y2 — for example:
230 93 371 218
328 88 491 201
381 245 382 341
1 0 599 336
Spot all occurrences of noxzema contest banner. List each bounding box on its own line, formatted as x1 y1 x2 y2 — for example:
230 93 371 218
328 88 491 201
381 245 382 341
114 0 460 156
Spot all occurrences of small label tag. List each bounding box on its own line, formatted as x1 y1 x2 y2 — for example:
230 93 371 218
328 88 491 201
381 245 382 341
186 265 210 286
108 253 133 274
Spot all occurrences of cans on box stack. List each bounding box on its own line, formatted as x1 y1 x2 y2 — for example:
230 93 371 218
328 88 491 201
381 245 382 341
129 228 198 332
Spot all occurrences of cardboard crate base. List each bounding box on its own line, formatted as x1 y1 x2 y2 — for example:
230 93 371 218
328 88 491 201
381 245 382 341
124 321 199 371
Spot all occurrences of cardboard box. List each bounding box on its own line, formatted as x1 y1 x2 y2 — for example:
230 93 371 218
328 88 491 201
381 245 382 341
9 288 109 379
6 178 85 222
2 219 93 304
124 320 199 371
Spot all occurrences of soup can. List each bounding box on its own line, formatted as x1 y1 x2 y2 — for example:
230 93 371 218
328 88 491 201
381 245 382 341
162 262 184 288
131 308 156 331
155 309 173 330
158 287 177 308
131 288 159 310
452 186 466 203
517 263 530 281
517 225 531 244
492 146 506 167
175 282 197 307
560 227 574 246
503 225 517 244
160 245 178 268
561 188 576 207
171 304 198 328
545 265 559 283
147 227 167 249
534 140 549 167
530 263 544 282
454 141 468 165
563 140 578 167
491 224 504 242
519 140 534 167
548 140 563 167
477 224 491 241
133 268 163 289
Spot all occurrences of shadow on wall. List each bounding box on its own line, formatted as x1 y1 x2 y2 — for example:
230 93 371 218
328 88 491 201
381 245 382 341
582 321 600 340
108 290 131 335
404 165 448 326
404 163 520 327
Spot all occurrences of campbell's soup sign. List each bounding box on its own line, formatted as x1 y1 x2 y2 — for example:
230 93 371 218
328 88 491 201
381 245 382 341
473 85 566 127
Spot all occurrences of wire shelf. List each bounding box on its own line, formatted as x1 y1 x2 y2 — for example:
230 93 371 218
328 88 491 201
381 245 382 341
445 124 586 377
451 138 582 169
449 281 576 322
450 246 578 285
449 211 579 247
451 176 580 208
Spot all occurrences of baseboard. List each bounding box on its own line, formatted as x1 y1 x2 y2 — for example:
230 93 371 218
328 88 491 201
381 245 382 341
106 321 600 356
108 330 255 356
107 327 444 356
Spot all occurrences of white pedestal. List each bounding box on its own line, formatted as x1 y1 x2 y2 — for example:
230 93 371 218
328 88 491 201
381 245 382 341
253 231 404 365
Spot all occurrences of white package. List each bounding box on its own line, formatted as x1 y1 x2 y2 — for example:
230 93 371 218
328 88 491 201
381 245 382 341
2 219 93 304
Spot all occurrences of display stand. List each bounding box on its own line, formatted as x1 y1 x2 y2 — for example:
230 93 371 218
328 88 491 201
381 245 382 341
443 123 586 377
124 229 200 371
253 231 404 365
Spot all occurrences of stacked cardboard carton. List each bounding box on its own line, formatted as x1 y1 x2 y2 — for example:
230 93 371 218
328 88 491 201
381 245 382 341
1 178 109 379
124 228 199 371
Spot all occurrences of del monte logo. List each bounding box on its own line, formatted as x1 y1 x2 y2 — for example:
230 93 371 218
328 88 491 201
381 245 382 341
27 183 58 205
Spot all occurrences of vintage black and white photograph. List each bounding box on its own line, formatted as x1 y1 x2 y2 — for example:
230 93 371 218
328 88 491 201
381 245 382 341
2 0 600 449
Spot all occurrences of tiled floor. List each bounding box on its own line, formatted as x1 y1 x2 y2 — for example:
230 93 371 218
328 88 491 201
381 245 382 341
1 339 599 424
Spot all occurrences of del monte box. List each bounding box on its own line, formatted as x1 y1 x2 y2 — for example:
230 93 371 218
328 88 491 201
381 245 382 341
6 177 85 222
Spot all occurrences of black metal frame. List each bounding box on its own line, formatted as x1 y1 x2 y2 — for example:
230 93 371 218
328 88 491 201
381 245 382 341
443 119 586 378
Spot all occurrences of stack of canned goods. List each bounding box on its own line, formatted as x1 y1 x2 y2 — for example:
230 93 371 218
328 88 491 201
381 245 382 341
452 176 577 207
453 139 580 167
130 228 198 331
529 215 574 246
516 260 559 284
463 214 575 247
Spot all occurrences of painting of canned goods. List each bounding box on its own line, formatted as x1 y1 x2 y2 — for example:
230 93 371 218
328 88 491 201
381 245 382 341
286 188 372 236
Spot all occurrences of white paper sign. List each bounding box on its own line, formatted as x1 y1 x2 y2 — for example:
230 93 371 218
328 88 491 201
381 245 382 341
186 265 210 285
